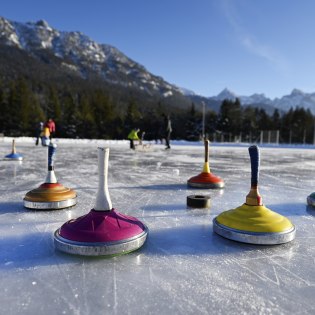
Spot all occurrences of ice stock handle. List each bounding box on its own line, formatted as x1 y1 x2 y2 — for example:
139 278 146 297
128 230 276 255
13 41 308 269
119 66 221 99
48 144 57 170
248 145 260 187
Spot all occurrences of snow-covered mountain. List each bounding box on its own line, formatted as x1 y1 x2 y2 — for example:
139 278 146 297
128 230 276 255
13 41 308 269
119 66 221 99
0 17 182 99
209 88 315 113
1 16 315 114
209 88 272 105
211 88 238 101
273 89 315 112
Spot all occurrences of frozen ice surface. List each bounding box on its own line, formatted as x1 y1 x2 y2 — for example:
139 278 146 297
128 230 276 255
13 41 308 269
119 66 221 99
1 140 315 315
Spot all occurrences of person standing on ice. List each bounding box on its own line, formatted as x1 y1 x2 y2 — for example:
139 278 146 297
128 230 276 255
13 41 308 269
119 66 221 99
128 128 140 149
163 114 172 149
41 122 50 146
46 118 56 140
35 121 44 146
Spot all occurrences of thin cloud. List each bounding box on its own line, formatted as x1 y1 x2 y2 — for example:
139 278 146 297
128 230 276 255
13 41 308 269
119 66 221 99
220 0 289 72
242 35 285 67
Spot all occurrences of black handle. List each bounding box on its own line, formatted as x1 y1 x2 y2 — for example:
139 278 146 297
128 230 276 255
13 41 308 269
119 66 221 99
204 140 209 163
248 145 260 187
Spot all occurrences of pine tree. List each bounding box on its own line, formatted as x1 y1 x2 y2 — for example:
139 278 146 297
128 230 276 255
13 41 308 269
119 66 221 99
0 81 7 133
124 99 142 135
242 106 258 142
28 94 45 136
46 86 62 123
77 93 95 138
61 92 79 138
205 110 218 137
6 80 23 135
256 108 272 131
93 90 115 139
218 99 242 137
185 103 201 140
272 109 281 130
18 78 32 134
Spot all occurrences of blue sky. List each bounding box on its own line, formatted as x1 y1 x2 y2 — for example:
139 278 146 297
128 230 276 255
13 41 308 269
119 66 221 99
1 0 315 99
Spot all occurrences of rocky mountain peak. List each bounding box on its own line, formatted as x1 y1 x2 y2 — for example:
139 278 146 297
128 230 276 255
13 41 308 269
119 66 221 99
0 16 181 99
35 19 50 28
290 88 304 96
216 88 237 100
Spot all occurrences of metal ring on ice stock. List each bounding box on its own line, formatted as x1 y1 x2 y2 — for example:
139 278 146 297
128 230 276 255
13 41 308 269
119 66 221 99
23 143 76 210
54 147 148 256
213 145 296 245
187 140 224 189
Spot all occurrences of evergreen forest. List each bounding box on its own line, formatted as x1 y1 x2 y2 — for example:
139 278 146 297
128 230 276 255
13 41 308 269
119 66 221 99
0 77 314 144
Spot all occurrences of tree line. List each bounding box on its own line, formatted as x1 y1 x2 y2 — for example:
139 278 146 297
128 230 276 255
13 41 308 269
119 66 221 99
0 77 314 144
205 99 315 144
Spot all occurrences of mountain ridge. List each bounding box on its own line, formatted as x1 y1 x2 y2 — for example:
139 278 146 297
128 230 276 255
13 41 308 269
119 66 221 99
0 17 185 100
197 87 315 114
0 16 315 114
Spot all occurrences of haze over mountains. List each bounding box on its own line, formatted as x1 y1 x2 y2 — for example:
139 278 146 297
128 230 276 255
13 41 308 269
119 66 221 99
0 16 314 114
207 87 315 114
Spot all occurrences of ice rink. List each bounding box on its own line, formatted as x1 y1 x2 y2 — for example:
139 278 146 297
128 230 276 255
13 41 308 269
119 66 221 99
1 140 315 315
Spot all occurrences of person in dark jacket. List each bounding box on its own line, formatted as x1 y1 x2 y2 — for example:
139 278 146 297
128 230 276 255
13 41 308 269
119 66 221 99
35 121 44 146
163 114 172 149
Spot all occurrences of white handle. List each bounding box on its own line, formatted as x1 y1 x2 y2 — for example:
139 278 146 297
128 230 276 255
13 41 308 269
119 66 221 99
94 147 112 211
12 139 16 154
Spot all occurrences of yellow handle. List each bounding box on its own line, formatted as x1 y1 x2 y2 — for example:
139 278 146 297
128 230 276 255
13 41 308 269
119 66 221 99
202 140 210 173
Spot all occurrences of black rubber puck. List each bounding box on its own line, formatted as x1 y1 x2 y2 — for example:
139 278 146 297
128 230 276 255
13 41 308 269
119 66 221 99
187 195 211 208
